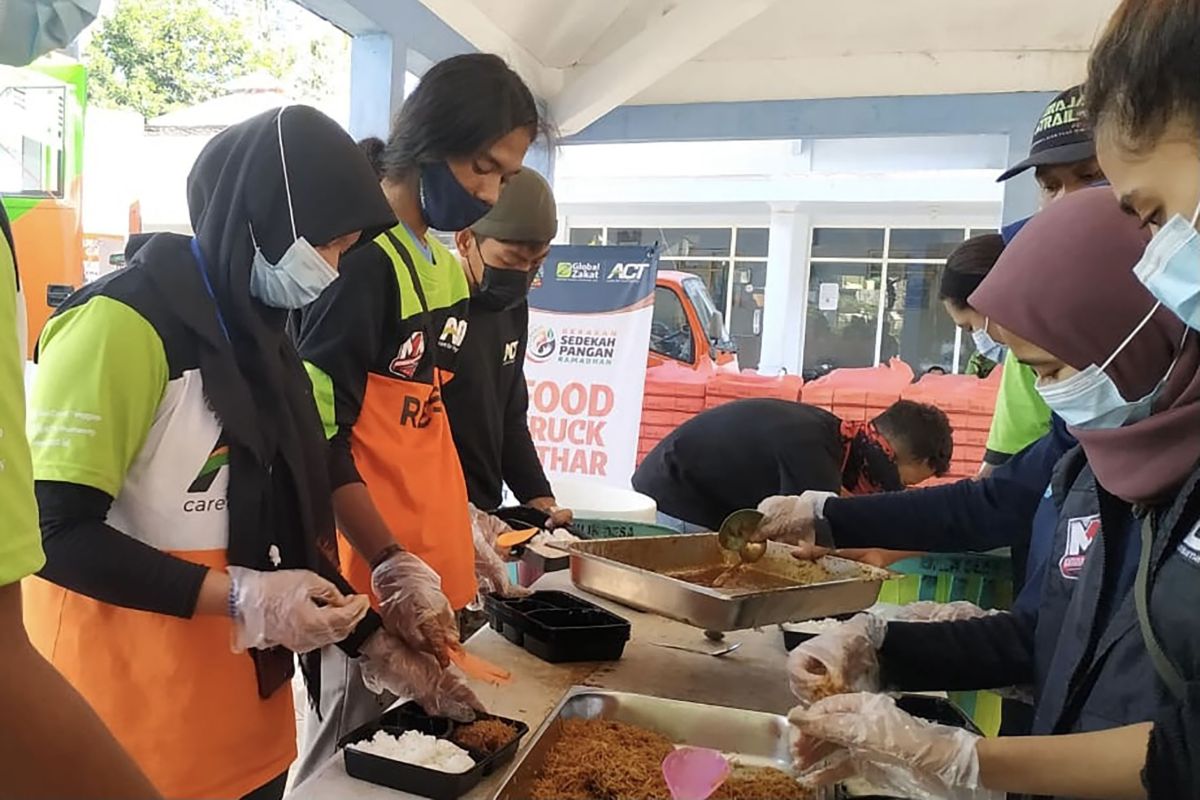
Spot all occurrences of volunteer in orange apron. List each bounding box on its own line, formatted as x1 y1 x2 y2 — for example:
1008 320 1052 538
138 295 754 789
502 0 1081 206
22 106 399 800
292 52 546 781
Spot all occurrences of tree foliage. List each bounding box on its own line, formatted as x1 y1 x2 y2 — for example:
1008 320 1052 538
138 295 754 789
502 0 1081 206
84 0 344 120
86 0 265 118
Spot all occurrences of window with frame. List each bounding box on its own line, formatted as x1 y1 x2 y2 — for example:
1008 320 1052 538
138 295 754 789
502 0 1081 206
805 227 981 378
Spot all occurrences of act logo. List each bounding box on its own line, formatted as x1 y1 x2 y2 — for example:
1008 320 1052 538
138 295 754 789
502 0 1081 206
503 339 519 365
527 327 556 363
1059 514 1100 579
1177 520 1200 567
389 331 425 378
607 261 651 282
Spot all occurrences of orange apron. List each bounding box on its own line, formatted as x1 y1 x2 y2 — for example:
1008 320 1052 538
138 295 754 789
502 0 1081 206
23 550 294 800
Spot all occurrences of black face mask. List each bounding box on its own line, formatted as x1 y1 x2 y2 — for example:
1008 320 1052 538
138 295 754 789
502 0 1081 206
418 160 492 232
474 265 531 311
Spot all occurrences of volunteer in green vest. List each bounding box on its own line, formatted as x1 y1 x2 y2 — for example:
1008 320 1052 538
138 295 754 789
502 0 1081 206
0 1 159 796
982 85 1105 476
21 106 459 800
293 53 547 783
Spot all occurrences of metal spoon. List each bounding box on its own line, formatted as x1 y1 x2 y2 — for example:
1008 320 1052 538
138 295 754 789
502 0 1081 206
717 509 767 563
653 641 743 657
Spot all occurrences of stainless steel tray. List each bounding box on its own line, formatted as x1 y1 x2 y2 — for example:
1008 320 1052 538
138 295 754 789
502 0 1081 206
569 533 891 631
494 687 815 800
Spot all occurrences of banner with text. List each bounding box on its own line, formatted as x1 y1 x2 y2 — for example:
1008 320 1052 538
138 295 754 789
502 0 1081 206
525 245 658 488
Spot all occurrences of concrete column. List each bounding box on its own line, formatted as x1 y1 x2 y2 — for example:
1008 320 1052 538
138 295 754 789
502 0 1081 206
758 205 812 376
349 32 408 141
1000 132 1039 224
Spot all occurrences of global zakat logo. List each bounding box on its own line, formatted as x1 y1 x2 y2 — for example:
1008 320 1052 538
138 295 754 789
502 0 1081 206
184 441 228 512
527 326 556 363
554 260 600 282
558 328 617 366
606 261 651 282
389 331 425 378
1059 514 1100 579
439 316 468 351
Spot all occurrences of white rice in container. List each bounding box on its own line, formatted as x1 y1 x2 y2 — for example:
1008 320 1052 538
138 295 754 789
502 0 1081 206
349 729 477 773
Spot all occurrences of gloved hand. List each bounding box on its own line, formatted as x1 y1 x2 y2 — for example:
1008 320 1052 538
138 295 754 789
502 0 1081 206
360 631 485 723
227 566 370 654
895 600 993 623
528 496 574 529
753 491 837 544
468 504 532 599
788 613 886 705
790 693 998 800
371 550 459 667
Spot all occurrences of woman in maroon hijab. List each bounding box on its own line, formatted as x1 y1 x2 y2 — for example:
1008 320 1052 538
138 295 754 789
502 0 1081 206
791 187 1200 800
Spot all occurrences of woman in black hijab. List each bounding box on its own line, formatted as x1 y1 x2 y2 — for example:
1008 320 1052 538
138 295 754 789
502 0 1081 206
21 106 412 800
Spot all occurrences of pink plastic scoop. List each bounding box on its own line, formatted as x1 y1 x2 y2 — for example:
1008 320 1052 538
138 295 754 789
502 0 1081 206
662 747 731 800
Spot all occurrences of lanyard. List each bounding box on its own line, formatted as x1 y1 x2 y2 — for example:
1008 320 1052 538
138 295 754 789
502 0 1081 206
190 238 231 343
1135 513 1187 701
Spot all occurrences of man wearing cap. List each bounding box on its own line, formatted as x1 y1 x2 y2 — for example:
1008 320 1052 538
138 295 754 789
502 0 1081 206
444 168 573 528
982 85 1103 475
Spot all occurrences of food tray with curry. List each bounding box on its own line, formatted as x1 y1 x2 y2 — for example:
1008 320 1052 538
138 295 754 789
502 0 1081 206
568 534 892 631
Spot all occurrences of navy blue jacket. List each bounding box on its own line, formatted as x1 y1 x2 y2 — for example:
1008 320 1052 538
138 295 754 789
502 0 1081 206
882 448 1158 800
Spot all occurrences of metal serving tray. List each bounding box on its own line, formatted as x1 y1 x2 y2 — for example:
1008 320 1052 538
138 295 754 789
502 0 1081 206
568 533 891 631
493 687 813 800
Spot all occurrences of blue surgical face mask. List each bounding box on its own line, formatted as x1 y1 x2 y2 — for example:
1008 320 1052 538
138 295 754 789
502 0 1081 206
418 160 492 232
1035 302 1185 429
0 0 99 66
248 108 339 310
971 318 1005 362
1132 188 1200 330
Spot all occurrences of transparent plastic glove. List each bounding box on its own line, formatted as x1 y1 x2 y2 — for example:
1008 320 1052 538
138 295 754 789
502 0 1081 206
753 491 836 544
371 551 459 667
788 613 886 705
360 631 485 722
227 566 369 654
469 504 532 599
790 693 1000 800
895 600 994 623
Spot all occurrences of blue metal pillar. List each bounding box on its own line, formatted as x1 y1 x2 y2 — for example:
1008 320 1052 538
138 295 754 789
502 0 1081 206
349 32 405 141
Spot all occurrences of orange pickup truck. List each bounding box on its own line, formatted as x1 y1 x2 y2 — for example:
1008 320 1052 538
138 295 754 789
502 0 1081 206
647 270 741 379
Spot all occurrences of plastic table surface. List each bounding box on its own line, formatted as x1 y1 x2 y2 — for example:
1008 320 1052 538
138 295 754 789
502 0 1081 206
285 570 797 800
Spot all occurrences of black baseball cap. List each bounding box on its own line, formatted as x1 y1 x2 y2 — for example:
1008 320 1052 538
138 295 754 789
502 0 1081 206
997 85 1095 182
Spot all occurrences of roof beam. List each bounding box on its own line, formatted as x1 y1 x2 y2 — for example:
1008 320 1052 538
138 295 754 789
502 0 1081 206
414 0 561 99
550 0 776 137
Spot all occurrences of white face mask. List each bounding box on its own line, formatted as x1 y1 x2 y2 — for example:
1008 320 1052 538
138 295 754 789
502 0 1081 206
1132 183 1200 331
971 318 1005 362
1035 302 1184 429
248 107 339 310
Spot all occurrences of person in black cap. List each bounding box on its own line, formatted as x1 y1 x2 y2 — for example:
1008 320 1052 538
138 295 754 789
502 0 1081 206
997 85 1105 209
981 85 1105 477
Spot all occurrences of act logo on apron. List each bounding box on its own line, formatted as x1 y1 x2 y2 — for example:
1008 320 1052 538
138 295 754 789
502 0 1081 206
1060 514 1100 579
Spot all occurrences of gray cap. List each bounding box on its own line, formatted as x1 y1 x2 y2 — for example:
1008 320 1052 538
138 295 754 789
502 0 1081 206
471 168 558 243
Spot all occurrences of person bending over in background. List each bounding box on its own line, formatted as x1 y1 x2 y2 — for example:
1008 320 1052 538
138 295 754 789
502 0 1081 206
632 397 952 535
981 84 1105 476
